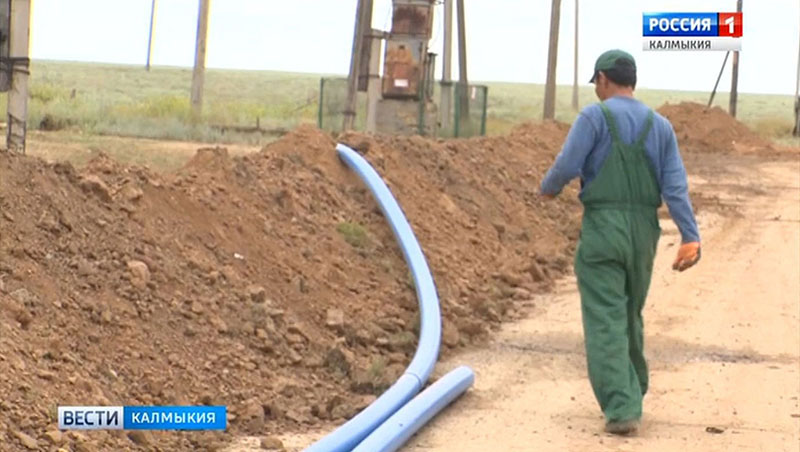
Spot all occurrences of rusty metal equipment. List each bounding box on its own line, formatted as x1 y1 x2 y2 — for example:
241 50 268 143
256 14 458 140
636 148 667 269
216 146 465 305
390 1 434 38
382 0 435 100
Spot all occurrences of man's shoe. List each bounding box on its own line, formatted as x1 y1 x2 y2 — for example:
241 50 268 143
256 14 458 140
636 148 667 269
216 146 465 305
604 419 640 436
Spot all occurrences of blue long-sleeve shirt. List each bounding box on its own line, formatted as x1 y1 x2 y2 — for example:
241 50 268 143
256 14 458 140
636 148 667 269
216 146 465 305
541 96 700 243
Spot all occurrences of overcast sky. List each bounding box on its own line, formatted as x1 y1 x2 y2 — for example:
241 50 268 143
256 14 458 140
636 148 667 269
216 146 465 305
31 0 800 95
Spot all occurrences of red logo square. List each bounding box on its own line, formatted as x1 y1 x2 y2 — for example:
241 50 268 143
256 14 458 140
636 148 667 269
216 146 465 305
719 12 743 37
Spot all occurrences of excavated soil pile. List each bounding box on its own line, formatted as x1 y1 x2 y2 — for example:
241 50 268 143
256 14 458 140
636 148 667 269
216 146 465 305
0 122 579 451
657 102 774 154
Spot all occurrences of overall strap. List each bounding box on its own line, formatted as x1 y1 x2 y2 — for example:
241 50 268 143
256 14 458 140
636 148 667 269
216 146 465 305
635 110 655 147
598 103 621 143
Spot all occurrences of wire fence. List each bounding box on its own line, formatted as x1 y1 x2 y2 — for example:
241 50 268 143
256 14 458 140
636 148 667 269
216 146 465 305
318 77 487 138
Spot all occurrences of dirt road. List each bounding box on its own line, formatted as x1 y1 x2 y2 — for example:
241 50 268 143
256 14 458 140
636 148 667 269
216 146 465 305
399 154 800 452
227 152 799 452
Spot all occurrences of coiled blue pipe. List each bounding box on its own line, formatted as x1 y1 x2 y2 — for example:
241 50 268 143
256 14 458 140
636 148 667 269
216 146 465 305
352 366 475 452
304 143 442 452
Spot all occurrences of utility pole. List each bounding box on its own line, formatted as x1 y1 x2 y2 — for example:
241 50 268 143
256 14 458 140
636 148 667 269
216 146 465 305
440 0 453 131
544 0 562 120
191 0 211 119
6 0 32 153
343 0 369 131
794 4 800 136
571 0 578 111
728 0 742 118
456 0 469 121
146 0 157 71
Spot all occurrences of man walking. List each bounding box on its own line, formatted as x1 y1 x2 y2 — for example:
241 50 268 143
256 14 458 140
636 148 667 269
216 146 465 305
540 49 701 435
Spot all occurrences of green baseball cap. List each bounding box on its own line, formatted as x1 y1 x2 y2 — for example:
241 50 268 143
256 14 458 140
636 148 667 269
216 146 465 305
589 49 636 83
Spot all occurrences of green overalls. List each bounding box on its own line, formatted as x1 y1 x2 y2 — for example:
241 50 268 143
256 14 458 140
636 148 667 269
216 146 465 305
574 103 661 423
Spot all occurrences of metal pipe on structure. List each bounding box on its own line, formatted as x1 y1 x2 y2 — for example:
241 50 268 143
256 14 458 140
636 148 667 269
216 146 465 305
190 0 211 119
6 0 32 153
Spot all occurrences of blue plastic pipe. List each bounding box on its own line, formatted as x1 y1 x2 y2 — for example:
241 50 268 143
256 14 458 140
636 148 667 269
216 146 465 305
352 366 475 452
304 143 442 452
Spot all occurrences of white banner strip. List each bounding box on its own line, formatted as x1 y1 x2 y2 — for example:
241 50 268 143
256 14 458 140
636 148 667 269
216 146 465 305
643 37 742 51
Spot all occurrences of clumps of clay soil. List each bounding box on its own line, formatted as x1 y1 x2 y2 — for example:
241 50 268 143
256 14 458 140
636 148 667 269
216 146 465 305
0 122 580 450
657 102 774 154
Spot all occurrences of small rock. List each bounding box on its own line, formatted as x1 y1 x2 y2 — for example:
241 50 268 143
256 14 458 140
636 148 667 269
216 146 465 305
208 315 228 334
247 285 267 304
324 347 351 375
14 309 33 329
119 184 144 202
127 260 151 289
376 317 400 333
459 321 486 337
497 271 523 287
527 261 547 282
14 431 38 449
44 429 64 445
288 349 303 365
355 394 377 411
100 309 113 324
10 288 37 306
287 324 309 340
221 265 238 283
67 431 88 442
441 320 460 347
268 308 285 320
79 175 113 203
512 287 532 300
37 370 57 381
285 408 310 424
325 308 345 332
260 436 285 450
190 301 204 314
240 398 265 421
127 430 153 445
388 332 416 352
330 403 353 420
77 261 95 277
206 270 221 284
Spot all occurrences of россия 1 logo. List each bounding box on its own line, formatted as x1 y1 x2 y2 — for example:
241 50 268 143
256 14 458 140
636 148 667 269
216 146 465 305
643 12 743 51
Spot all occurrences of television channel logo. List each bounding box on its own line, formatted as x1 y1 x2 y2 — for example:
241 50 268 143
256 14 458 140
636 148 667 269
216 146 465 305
643 12 743 51
58 406 227 431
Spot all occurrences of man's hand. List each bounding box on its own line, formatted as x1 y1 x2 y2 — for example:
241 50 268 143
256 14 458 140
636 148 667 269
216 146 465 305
672 242 701 272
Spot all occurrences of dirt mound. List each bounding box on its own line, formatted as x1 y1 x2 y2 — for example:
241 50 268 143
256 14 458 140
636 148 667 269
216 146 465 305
657 102 774 154
0 122 578 450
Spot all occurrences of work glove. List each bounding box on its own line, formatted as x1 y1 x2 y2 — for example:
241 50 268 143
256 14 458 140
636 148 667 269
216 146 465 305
672 242 701 272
